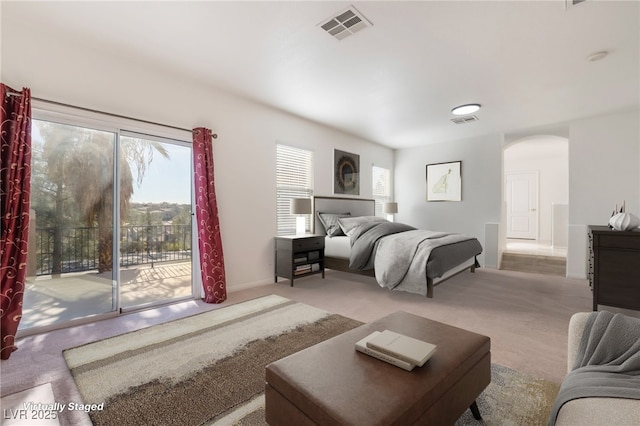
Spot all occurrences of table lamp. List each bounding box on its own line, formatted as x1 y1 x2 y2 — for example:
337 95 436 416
291 198 312 235
383 202 398 222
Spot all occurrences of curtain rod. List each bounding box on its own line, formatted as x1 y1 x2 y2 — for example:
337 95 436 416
6 92 217 138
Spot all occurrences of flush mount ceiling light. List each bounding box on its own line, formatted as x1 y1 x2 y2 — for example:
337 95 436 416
451 104 481 116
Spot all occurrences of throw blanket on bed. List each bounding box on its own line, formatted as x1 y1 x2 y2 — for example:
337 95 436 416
374 230 477 295
349 221 416 270
548 311 640 426
348 221 479 296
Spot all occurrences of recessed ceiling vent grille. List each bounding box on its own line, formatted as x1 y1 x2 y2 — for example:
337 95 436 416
451 115 479 125
320 6 372 41
565 0 588 9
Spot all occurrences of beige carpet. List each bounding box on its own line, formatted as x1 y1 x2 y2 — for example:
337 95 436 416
0 383 60 426
61 293 560 426
63 295 362 425
6 267 610 425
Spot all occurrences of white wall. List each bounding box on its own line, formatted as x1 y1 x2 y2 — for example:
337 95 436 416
504 136 569 245
3 14 638 287
567 109 640 278
396 109 640 278
394 134 503 267
1 17 394 290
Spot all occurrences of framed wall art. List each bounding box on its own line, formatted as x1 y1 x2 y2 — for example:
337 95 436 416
334 149 360 195
426 161 462 201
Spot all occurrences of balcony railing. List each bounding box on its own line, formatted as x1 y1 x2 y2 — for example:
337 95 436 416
34 224 192 276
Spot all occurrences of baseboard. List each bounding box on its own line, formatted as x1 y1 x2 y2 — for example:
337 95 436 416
228 278 275 293
566 272 587 280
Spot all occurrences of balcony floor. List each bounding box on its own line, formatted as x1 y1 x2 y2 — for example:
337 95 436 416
19 260 193 331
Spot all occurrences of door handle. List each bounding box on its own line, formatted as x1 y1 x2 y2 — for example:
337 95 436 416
530 208 537 212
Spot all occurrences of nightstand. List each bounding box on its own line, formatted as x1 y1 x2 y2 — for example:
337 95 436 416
275 234 325 286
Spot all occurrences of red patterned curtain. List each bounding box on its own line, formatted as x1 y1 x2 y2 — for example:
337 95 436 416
1 84 32 359
192 127 227 303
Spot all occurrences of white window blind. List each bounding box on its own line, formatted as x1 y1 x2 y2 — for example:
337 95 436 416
276 144 314 234
372 166 391 217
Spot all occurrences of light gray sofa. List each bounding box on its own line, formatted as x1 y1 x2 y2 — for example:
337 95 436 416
554 312 640 426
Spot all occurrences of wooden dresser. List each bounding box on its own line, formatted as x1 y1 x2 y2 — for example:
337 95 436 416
588 225 640 311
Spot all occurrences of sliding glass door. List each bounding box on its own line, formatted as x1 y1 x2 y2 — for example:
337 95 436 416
20 118 194 332
119 133 193 310
22 119 118 329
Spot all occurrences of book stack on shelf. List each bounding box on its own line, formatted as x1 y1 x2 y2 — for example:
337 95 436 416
293 255 307 264
294 262 321 275
294 264 312 275
355 330 437 371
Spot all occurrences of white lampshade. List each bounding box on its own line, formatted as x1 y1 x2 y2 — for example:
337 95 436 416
290 198 312 215
291 198 311 234
383 202 398 214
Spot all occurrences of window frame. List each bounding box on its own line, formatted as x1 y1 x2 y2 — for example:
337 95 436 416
276 143 314 235
30 101 197 318
372 165 392 217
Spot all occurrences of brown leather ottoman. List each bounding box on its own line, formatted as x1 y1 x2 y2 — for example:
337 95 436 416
265 311 490 425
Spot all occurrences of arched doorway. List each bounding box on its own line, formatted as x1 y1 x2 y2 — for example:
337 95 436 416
501 135 569 275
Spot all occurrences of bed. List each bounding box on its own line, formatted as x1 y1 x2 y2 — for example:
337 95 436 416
313 196 482 298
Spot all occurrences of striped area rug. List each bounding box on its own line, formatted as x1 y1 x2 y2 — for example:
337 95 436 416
63 295 362 425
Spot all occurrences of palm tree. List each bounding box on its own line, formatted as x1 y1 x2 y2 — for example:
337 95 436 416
36 121 169 274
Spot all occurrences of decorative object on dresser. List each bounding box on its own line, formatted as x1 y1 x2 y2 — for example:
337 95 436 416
609 212 640 231
588 225 640 311
608 200 640 231
334 149 360 195
275 234 325 286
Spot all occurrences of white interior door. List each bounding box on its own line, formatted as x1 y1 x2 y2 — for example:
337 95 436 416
506 171 539 239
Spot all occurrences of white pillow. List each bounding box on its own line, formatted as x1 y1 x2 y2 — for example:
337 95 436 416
337 216 387 236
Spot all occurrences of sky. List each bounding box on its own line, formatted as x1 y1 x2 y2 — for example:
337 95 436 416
130 143 192 205
31 121 193 205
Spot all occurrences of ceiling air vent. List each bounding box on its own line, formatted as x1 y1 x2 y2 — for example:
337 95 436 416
565 0 588 9
451 115 479 125
320 6 372 41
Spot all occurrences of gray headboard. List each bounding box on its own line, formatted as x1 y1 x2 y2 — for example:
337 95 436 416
313 196 375 234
